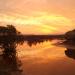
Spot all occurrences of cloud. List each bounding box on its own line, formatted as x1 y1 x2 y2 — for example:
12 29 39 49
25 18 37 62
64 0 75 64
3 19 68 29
0 0 75 34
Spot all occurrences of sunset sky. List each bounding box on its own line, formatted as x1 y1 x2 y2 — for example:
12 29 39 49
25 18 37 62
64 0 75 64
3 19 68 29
0 0 75 34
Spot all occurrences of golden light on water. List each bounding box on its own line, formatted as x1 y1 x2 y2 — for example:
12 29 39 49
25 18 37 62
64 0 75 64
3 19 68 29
17 41 66 63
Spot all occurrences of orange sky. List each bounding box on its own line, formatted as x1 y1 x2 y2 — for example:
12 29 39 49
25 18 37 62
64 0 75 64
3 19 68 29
0 0 75 34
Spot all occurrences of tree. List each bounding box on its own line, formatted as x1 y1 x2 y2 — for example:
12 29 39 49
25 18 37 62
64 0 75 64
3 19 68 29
7 25 17 35
0 25 21 36
65 29 75 40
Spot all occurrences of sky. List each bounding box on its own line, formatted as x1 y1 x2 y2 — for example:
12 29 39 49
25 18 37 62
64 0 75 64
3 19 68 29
0 0 75 34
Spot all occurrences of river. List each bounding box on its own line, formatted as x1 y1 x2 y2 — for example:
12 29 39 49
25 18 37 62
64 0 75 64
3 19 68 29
0 39 75 75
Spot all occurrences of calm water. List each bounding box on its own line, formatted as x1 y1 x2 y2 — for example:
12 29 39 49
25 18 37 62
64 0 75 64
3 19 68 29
17 40 75 75
0 39 75 75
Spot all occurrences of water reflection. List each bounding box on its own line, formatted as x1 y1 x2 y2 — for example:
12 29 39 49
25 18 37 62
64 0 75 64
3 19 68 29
0 50 22 75
27 39 47 47
54 40 75 60
21 35 63 47
64 41 75 60
0 34 58 75
0 36 23 75
0 33 75 75
0 33 60 75
65 48 75 59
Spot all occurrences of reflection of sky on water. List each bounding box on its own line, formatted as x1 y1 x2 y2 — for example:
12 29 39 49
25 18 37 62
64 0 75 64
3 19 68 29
0 38 75 75
16 40 75 75
22 57 75 75
17 40 66 63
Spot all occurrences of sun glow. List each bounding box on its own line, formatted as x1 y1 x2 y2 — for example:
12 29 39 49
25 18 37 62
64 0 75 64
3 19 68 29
0 12 72 34
0 12 71 25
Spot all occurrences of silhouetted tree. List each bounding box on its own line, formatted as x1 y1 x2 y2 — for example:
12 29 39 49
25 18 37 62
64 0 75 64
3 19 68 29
65 29 75 40
0 26 7 35
7 25 17 35
0 25 20 36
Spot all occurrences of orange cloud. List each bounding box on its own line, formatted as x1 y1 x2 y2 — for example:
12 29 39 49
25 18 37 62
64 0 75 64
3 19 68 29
0 12 73 34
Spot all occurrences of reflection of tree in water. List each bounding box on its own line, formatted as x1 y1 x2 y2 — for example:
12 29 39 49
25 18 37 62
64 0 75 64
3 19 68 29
24 35 54 47
63 41 75 60
27 39 46 47
0 48 22 75
53 40 75 60
0 47 22 75
65 48 75 59
0 25 23 75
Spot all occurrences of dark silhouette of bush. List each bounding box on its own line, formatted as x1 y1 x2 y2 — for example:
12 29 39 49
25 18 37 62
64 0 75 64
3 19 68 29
65 29 75 40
